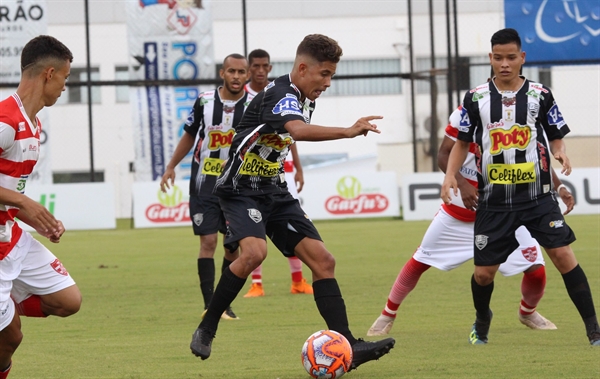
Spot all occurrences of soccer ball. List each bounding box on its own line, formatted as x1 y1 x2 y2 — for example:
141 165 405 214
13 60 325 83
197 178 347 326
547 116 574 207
301 330 353 379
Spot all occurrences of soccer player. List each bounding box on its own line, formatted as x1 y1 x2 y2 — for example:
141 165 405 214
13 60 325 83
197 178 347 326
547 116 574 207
441 28 600 345
189 34 395 370
160 53 250 321
0 35 82 379
242 49 313 297
368 105 574 336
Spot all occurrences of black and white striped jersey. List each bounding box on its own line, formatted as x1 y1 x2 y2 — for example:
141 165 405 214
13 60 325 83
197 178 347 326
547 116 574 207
214 74 315 196
457 77 570 211
184 87 252 196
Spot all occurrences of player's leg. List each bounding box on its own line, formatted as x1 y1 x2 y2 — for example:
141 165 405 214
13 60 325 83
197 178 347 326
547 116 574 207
191 195 268 359
197 233 218 310
368 208 473 336
470 210 519 344
243 264 265 297
219 245 240 320
523 200 599 345
499 227 555 329
0 311 20 379
289 256 313 294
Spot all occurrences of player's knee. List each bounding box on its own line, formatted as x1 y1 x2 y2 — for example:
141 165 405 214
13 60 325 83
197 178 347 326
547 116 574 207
0 328 23 354
54 292 82 317
474 271 494 286
316 251 336 275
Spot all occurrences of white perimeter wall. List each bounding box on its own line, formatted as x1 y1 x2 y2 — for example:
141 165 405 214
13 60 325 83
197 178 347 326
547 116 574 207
40 1 599 217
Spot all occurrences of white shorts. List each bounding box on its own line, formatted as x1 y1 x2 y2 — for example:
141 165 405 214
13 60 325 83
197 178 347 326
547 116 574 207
0 232 76 331
413 208 544 276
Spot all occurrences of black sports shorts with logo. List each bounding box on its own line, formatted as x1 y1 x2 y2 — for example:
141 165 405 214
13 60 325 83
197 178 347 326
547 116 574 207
218 192 322 256
473 194 576 266
189 195 227 236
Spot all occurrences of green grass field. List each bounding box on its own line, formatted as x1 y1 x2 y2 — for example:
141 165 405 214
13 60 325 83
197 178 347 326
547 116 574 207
9 215 600 379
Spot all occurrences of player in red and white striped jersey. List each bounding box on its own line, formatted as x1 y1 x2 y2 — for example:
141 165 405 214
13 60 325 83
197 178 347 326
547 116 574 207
368 105 573 337
0 36 82 379
242 49 313 298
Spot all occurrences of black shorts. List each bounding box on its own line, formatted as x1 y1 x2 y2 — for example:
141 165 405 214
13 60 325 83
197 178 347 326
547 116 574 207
218 192 322 256
474 195 576 266
189 195 227 236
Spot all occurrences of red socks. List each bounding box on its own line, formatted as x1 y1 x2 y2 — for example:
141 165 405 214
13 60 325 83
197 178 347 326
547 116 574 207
520 265 546 315
382 258 430 318
14 295 47 318
0 362 11 379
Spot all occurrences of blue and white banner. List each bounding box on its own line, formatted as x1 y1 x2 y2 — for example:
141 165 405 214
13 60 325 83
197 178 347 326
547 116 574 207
505 0 600 63
0 0 52 184
126 0 214 181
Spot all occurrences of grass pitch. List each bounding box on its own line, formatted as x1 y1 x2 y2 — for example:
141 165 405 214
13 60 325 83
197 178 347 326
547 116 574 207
9 215 600 378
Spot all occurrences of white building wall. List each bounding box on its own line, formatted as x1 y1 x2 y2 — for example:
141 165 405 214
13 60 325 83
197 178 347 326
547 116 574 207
38 1 599 218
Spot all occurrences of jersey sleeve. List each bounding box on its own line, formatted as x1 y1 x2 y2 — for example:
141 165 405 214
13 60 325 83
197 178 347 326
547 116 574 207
0 122 16 154
445 106 463 141
456 93 477 143
540 88 570 140
183 96 204 138
260 86 306 133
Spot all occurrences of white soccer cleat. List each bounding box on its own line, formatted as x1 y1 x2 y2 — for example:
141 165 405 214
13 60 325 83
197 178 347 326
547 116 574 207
519 311 557 330
367 315 395 336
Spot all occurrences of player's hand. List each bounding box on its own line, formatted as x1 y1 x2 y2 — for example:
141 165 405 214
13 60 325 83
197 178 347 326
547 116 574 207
457 179 478 211
160 168 176 193
554 152 572 176
558 186 574 215
347 116 382 138
295 170 304 193
21 197 60 235
46 220 65 243
440 175 458 205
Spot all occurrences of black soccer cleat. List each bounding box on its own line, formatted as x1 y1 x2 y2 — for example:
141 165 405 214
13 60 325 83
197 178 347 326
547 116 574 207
349 337 395 371
190 326 216 360
470 309 493 345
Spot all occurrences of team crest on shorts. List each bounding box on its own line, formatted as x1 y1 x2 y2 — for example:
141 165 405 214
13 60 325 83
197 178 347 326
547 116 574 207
521 246 538 262
50 259 69 276
193 213 204 226
248 208 262 223
475 235 488 250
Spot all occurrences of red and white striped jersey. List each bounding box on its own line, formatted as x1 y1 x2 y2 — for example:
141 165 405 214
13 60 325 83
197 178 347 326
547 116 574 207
0 94 41 259
441 105 479 222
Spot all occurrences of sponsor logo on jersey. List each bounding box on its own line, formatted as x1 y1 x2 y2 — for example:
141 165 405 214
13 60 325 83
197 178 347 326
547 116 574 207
239 152 279 177
486 120 505 130
257 134 293 151
469 84 488 93
489 124 531 155
521 246 538 262
547 102 566 129
325 176 389 215
501 96 516 107
458 106 470 132
272 94 302 117
475 235 488 250
202 157 225 176
472 91 489 102
192 213 203 226
247 208 262 223
18 122 25 132
530 84 548 93
50 259 69 276
487 162 536 184
549 220 564 228
537 142 549 172
208 129 234 149
528 102 540 118
526 90 544 100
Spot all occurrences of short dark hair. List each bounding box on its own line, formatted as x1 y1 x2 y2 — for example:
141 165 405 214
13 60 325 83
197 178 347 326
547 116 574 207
222 53 247 67
248 49 270 65
296 34 343 64
21 35 73 73
491 28 521 50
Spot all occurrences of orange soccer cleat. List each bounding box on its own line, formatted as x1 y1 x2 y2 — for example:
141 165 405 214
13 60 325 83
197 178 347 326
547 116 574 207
291 278 313 294
243 283 265 297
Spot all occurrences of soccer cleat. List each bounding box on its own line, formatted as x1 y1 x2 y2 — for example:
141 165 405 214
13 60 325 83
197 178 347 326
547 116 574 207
290 278 313 294
591 339 600 346
221 307 240 320
519 311 557 330
367 314 395 336
349 337 395 371
190 327 215 360
243 283 265 298
469 309 493 345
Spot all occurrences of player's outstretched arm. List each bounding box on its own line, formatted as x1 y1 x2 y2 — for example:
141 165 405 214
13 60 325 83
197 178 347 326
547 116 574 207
160 131 196 192
284 116 382 142
551 167 574 215
438 136 478 210
440 139 470 205
290 144 304 192
4 189 60 235
549 139 571 176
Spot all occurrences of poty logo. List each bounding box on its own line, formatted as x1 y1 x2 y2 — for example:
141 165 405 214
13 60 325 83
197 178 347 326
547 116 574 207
489 124 531 155
325 176 389 215
146 185 190 223
208 130 234 149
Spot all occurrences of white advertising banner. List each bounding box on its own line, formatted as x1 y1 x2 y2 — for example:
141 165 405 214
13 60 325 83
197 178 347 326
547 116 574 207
300 172 400 221
19 183 116 231
132 180 191 228
0 0 52 184
126 0 214 182
402 168 600 221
